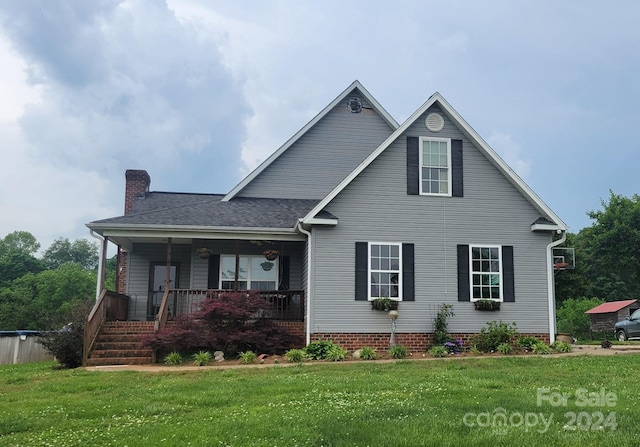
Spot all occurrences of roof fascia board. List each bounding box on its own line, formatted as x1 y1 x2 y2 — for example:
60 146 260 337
99 229 306 242
222 80 398 202
303 92 568 231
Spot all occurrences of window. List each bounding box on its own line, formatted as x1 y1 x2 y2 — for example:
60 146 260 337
369 243 402 300
470 246 502 301
220 255 278 290
420 137 451 195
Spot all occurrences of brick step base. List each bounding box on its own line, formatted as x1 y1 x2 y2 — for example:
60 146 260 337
86 321 156 366
86 356 153 367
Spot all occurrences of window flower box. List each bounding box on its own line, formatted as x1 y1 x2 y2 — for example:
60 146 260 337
371 298 399 311
474 299 501 311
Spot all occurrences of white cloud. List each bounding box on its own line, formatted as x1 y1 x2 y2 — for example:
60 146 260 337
487 132 532 180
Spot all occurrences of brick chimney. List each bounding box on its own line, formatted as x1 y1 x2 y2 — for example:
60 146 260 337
124 169 151 215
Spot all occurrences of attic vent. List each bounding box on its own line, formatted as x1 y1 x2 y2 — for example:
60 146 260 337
425 113 444 132
348 97 362 113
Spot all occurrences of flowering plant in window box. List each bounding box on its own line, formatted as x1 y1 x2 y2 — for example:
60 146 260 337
371 298 399 311
474 299 501 311
263 249 279 261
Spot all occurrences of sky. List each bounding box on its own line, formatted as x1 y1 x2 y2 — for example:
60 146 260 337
0 1 639 252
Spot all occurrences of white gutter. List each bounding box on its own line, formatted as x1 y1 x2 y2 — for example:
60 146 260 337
89 230 105 301
546 230 567 344
296 221 312 346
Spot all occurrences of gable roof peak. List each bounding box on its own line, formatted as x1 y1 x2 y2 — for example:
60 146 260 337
222 81 398 201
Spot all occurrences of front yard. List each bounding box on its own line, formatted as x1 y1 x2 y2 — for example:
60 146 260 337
2 356 639 446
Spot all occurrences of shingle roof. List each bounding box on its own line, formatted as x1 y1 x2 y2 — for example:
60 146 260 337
89 192 334 229
585 299 638 314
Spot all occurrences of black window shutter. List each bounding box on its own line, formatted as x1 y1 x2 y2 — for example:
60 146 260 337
355 242 368 300
278 256 290 290
207 254 220 289
451 139 463 197
502 246 515 302
457 245 470 301
407 136 419 195
402 243 415 301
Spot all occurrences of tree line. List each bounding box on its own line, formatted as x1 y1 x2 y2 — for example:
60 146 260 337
0 231 115 330
555 191 640 337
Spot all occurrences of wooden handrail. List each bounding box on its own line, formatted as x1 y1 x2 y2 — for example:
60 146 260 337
154 287 171 332
83 289 108 366
83 290 130 366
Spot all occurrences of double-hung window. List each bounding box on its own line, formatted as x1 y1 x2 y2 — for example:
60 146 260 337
220 255 278 290
470 246 502 301
420 137 451 195
369 243 402 300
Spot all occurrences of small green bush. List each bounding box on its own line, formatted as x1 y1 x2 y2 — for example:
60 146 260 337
325 345 347 361
284 349 307 363
359 346 377 360
164 351 183 366
433 303 455 345
551 341 573 353
497 342 513 355
471 321 518 352
469 345 482 355
192 351 211 366
389 345 409 359
516 336 539 351
304 340 335 360
533 342 553 355
239 351 257 364
428 346 448 358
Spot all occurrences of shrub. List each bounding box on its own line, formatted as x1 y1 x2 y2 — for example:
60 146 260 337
193 351 211 366
551 341 573 353
469 344 482 355
497 342 513 355
38 301 90 369
533 342 553 355
284 349 307 363
516 336 539 351
325 345 347 361
238 351 256 364
359 346 377 360
444 339 463 354
556 297 604 339
140 292 302 355
389 345 409 359
433 304 455 345
471 321 518 353
304 340 336 360
428 346 448 358
164 351 183 366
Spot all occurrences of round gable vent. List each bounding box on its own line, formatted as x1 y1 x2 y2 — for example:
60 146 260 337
425 113 444 132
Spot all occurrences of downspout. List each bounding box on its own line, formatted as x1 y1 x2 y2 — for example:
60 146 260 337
90 230 105 301
546 230 566 344
296 221 312 346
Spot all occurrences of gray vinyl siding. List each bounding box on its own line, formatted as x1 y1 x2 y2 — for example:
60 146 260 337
237 90 394 199
310 105 554 335
127 243 192 321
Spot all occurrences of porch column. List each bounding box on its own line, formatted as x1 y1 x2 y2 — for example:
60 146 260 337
98 236 108 294
165 238 172 290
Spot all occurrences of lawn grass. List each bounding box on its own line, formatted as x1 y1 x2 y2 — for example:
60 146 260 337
1 356 639 446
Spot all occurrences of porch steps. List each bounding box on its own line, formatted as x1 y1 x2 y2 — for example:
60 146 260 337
85 321 155 366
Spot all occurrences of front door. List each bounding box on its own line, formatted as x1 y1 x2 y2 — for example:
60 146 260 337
148 263 178 321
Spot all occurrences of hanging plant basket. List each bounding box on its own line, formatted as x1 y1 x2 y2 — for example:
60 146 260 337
263 249 279 261
197 248 212 259
371 298 399 311
260 261 274 271
474 299 501 311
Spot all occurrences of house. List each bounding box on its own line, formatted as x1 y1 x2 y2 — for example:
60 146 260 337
85 81 567 365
